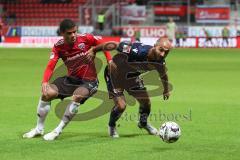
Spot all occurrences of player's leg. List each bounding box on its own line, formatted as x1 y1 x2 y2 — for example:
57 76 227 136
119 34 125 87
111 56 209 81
226 38 229 46
104 66 126 137
131 91 158 135
224 37 229 46
109 96 126 127
210 38 214 46
55 87 89 133
43 81 97 141
23 84 58 138
37 84 58 130
108 95 126 138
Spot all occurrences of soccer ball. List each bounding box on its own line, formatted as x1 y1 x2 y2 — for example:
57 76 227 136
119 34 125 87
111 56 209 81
159 121 181 143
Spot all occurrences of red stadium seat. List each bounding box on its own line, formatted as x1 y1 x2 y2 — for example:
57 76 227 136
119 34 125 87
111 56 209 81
5 0 87 26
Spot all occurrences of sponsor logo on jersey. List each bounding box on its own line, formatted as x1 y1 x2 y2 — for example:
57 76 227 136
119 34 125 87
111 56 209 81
65 52 87 62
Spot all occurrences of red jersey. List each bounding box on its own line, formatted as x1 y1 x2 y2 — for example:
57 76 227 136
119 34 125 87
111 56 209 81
0 22 3 35
42 34 112 83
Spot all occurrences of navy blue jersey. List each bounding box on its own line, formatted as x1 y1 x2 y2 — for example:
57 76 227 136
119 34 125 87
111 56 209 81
115 41 166 78
117 41 152 62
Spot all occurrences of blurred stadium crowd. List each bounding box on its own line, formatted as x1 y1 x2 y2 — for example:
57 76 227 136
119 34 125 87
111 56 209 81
0 0 240 48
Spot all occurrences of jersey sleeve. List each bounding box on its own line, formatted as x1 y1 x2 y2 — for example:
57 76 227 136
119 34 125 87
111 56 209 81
86 33 101 46
42 46 59 83
86 34 112 62
103 51 112 62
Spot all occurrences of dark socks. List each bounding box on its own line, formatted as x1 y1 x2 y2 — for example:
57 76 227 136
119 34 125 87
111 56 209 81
139 105 150 126
109 106 124 127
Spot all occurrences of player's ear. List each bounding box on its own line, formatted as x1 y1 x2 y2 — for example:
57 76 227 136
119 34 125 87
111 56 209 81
60 32 64 36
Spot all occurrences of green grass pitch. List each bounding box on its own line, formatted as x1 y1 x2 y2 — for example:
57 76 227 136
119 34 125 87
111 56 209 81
0 48 239 160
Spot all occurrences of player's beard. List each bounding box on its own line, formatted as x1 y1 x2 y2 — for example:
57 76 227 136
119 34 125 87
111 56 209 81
153 49 164 62
71 36 76 44
65 37 76 45
156 55 164 62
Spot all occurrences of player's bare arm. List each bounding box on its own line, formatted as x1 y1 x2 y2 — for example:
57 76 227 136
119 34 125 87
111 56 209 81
94 41 119 52
85 41 119 70
86 41 119 56
158 64 170 100
155 38 172 100
85 41 118 62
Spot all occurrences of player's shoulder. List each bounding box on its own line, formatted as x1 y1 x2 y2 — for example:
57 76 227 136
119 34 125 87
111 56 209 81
132 41 144 46
119 41 132 47
77 33 100 39
77 33 102 41
131 41 151 49
54 39 64 47
117 41 132 53
77 33 90 38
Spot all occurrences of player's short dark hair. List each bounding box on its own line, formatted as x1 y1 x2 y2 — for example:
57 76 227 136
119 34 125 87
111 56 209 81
59 19 76 33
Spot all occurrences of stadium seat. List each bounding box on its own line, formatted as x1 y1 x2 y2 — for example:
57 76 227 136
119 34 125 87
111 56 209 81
3 0 86 26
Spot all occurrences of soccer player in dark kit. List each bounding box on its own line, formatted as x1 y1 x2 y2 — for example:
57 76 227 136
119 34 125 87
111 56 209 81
101 38 172 138
23 19 112 141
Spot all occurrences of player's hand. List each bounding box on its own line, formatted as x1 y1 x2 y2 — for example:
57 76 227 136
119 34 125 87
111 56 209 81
85 48 96 63
163 89 170 100
41 82 49 96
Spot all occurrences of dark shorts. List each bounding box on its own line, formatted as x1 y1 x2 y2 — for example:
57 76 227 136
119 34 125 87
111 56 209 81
104 66 146 99
52 76 98 104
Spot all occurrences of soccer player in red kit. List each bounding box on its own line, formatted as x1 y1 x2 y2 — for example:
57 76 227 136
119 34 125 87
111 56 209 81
0 19 3 43
23 19 112 141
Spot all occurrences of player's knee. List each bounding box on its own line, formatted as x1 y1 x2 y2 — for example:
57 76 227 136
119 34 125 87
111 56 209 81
116 99 126 112
145 101 151 108
41 88 58 101
141 100 151 109
41 94 55 101
72 94 86 103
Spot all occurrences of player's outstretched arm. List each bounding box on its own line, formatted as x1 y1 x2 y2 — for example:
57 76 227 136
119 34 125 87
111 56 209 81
157 64 170 100
85 41 119 62
86 41 119 55
94 41 119 52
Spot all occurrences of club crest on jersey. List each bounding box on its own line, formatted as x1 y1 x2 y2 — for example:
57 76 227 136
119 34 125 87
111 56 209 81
78 43 85 50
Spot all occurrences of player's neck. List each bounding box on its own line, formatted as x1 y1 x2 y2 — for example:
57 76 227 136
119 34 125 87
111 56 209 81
64 39 75 46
